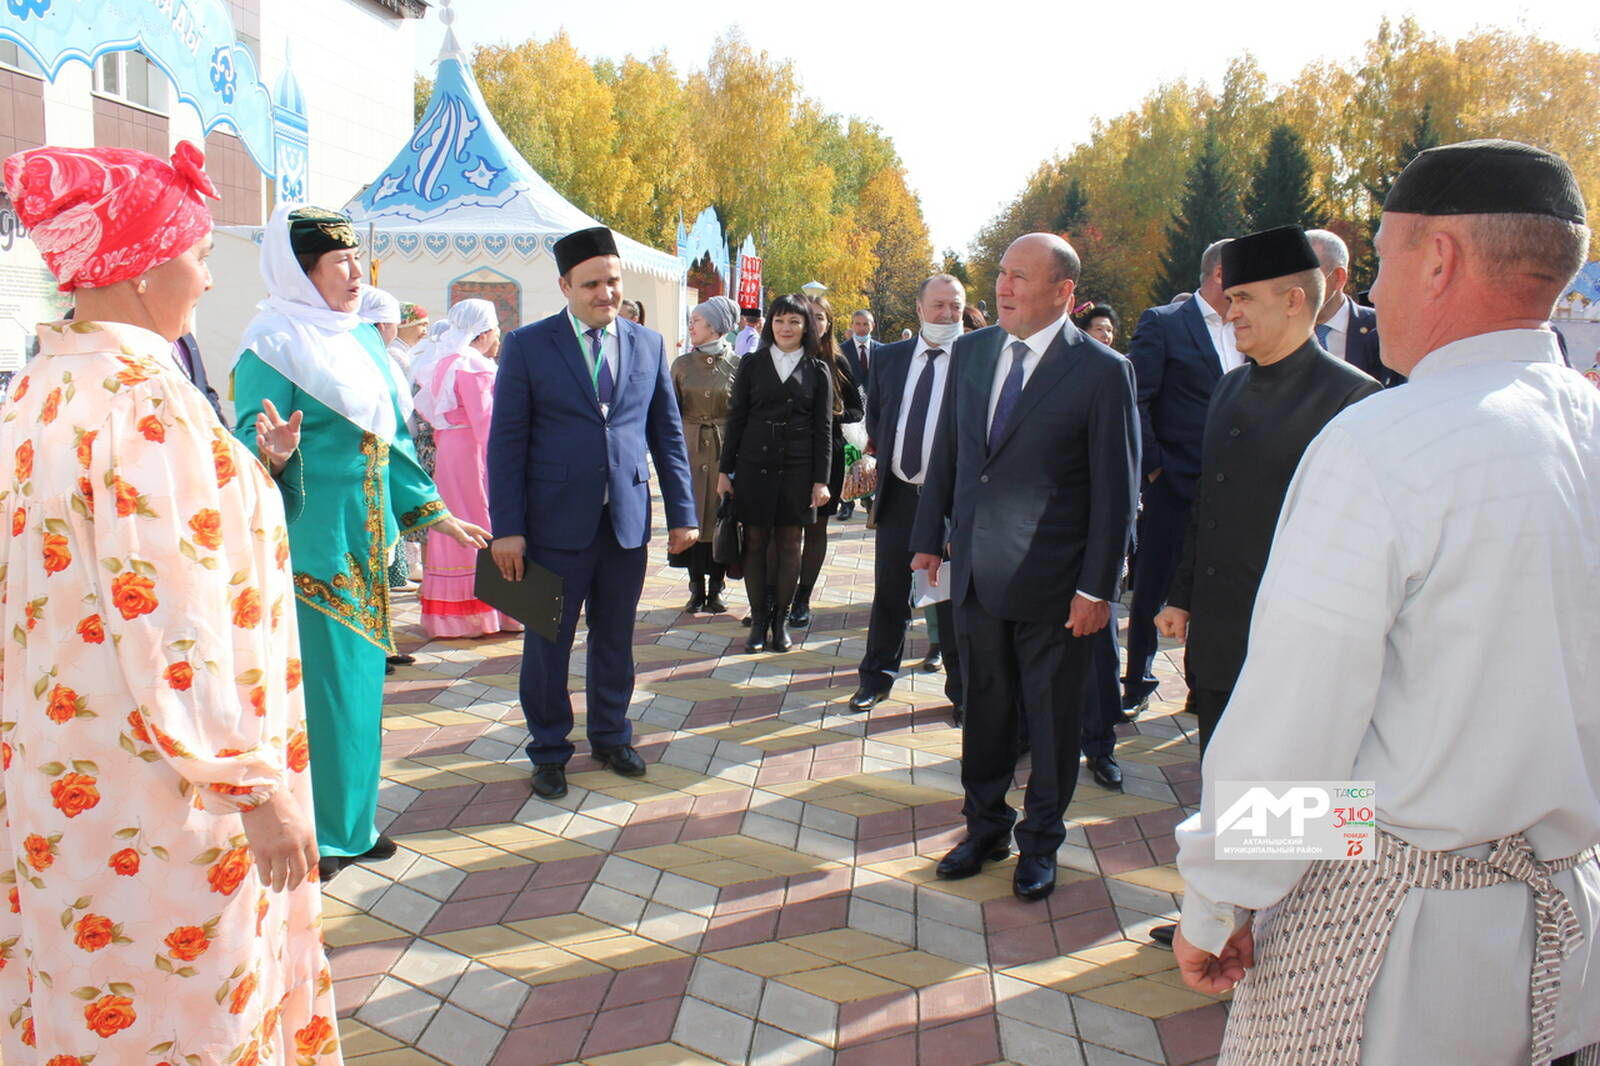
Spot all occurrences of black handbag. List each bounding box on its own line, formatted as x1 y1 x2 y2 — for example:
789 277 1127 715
712 493 743 579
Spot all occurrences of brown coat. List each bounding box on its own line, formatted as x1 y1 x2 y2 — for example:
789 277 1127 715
672 347 738 538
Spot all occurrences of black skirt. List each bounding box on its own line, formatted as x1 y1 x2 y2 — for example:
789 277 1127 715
733 457 817 528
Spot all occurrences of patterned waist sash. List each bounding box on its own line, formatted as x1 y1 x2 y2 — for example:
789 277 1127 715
1222 828 1598 1066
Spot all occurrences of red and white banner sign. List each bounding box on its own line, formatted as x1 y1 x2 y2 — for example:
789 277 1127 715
737 254 763 310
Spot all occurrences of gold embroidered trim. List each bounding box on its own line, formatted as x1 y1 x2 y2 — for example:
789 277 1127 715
289 433 393 654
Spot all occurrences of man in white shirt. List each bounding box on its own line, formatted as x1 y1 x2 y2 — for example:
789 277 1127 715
850 274 965 715
1173 139 1600 1065
734 307 763 357
845 309 879 388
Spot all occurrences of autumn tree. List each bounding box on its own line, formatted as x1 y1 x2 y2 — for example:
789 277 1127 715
1244 124 1319 230
855 166 934 338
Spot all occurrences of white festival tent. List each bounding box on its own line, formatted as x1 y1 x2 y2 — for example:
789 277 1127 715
202 19 688 410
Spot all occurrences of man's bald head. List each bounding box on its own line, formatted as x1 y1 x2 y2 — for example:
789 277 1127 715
996 233 1081 337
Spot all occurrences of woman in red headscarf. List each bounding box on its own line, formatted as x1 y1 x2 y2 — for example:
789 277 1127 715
0 144 340 1063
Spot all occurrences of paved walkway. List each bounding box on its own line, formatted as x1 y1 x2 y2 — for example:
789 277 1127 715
330 511 1226 1065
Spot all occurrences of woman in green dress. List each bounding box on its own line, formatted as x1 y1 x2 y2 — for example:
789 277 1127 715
232 205 488 882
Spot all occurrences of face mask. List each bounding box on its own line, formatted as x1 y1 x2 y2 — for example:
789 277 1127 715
920 319 963 347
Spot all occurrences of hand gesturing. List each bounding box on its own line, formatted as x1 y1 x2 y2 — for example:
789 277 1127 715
254 398 303 475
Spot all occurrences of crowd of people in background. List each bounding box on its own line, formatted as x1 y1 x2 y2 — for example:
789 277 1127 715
0 134 1596 1064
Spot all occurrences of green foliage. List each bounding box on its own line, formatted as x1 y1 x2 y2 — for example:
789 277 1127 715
1153 130 1244 304
1244 125 1320 231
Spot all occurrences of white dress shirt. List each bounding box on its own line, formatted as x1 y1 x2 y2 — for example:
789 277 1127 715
1197 296 1243 372
1319 296 1352 361
568 312 620 417
1175 329 1600 1060
986 310 1101 603
769 346 804 382
891 336 951 484
735 326 761 357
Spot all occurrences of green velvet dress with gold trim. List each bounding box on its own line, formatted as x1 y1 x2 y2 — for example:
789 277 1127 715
232 324 447 857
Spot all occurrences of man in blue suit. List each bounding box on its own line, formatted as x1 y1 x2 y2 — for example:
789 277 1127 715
1122 239 1237 717
487 227 699 800
843 309 880 390
1307 229 1404 387
911 233 1139 902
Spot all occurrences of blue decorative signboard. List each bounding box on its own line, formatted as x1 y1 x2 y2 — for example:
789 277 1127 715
0 0 303 194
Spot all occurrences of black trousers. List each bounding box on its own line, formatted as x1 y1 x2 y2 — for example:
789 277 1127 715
1080 603 1122 758
1124 475 1192 702
957 593 1096 856
858 478 962 699
1189 685 1231 754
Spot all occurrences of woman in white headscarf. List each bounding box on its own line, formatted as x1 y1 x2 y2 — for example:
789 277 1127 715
415 299 522 637
231 203 489 881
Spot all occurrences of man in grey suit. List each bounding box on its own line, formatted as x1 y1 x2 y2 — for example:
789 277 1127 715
911 233 1139 902
844 309 880 389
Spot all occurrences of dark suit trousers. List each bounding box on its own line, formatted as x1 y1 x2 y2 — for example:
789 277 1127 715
1124 476 1191 701
1190 686 1230 754
935 598 963 707
957 593 1094 856
858 479 919 690
1080 603 1122 758
520 509 645 765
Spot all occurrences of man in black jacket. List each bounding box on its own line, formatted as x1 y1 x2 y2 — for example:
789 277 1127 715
912 233 1139 902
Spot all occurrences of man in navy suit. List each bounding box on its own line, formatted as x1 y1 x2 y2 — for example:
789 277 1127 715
1307 229 1403 387
844 309 880 390
1122 239 1238 717
849 274 966 716
912 233 1138 902
487 227 698 800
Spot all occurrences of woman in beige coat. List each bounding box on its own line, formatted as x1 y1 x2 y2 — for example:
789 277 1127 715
670 295 741 613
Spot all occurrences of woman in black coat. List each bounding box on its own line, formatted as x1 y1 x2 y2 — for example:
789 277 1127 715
790 294 864 627
718 293 834 653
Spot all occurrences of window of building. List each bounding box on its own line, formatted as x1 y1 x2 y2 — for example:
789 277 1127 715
0 40 42 77
94 49 169 114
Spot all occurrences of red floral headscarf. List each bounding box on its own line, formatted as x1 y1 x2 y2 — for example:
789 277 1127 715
2 141 219 292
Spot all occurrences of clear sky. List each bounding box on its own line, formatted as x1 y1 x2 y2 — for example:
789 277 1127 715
415 0 1594 254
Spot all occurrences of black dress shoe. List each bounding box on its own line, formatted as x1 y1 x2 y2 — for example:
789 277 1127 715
847 686 890 713
1013 853 1057 901
359 834 399 861
1150 923 1177 947
532 763 568 799
837 501 855 520
936 835 1010 880
1086 754 1123 791
387 653 416 666
1121 692 1151 721
593 744 647 778
951 703 964 727
317 856 345 884
920 645 943 672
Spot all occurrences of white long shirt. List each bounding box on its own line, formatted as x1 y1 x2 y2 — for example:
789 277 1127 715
1175 329 1600 1061
891 336 951 484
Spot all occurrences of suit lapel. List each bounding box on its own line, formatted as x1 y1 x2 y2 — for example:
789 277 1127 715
610 320 633 411
987 324 1080 459
553 315 604 417
1181 298 1224 383
966 328 1002 451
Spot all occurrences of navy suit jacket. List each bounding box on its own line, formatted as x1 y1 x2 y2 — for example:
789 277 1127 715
910 322 1139 622
1342 300 1405 387
1126 296 1223 502
487 311 697 552
842 335 879 390
862 337 919 511
175 333 224 422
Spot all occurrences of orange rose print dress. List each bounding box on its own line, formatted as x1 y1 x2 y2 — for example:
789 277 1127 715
0 322 341 1063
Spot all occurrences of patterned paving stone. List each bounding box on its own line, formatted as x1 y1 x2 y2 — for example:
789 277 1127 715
330 497 1223 1063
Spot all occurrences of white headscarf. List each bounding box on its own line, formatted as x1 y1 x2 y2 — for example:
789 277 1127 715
414 299 498 426
359 285 401 325
238 203 407 439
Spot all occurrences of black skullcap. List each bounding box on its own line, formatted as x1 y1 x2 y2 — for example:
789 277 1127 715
1221 226 1320 289
1384 139 1585 225
741 307 762 320
553 225 620 275
288 206 358 256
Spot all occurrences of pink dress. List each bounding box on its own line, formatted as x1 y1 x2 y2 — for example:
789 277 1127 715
0 322 340 1063
420 353 521 638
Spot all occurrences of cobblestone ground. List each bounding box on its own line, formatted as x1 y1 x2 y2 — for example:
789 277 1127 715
330 509 1226 1066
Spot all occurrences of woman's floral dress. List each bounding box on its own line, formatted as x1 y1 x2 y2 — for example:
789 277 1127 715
0 321 341 1064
